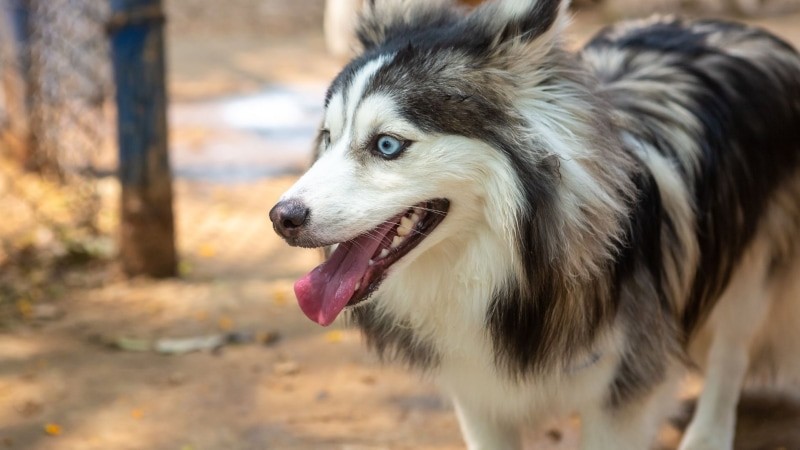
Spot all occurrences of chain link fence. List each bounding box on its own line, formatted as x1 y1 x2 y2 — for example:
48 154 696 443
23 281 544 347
0 0 115 309
26 0 113 177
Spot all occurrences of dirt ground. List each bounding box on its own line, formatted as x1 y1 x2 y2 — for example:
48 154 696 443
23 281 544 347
2 1 800 449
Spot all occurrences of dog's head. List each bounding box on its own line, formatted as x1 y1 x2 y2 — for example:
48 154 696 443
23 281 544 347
270 0 604 326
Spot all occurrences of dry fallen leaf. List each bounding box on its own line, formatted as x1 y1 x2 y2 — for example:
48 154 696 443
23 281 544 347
255 331 281 346
217 316 234 331
44 423 62 436
324 330 344 343
271 287 289 306
198 243 216 258
16 299 32 320
130 408 144 420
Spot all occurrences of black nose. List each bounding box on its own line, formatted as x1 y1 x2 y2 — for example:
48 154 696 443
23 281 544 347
269 199 310 239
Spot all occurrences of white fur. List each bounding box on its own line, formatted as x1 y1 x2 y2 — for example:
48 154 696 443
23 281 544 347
324 0 362 57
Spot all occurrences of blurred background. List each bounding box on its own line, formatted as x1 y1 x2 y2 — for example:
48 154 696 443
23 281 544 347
0 0 798 449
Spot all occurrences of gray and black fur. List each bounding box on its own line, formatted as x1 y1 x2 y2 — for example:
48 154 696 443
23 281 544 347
288 0 800 446
584 18 800 336
341 0 800 382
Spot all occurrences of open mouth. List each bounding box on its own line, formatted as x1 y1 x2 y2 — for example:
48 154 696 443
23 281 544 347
293 198 450 326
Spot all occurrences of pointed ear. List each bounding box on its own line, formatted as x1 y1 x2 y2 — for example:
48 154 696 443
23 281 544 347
467 0 569 54
356 0 462 51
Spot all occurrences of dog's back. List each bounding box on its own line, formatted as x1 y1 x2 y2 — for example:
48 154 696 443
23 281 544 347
582 18 800 334
583 17 800 448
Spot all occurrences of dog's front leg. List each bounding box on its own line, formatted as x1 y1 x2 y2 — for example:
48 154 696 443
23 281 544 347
453 397 521 450
679 243 772 450
581 367 683 450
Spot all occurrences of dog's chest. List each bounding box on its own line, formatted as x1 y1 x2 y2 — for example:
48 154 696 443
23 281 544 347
371 244 620 421
433 336 618 423
376 281 618 423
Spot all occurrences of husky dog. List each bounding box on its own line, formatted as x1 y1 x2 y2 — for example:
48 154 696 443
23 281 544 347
269 0 800 448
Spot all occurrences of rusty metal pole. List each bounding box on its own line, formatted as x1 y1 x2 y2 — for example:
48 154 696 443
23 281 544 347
108 0 177 277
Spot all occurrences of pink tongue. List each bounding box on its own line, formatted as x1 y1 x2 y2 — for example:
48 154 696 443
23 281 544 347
294 223 394 326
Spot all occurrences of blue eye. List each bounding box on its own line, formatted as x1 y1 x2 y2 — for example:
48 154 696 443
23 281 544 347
374 135 407 159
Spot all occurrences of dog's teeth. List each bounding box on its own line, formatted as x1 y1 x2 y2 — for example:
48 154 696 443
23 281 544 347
411 213 421 224
355 281 361 290
391 235 404 248
397 216 413 236
379 248 389 259
368 259 375 266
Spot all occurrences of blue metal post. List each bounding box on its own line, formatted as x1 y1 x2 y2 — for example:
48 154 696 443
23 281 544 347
109 0 177 277
7 0 31 95
5 0 34 167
